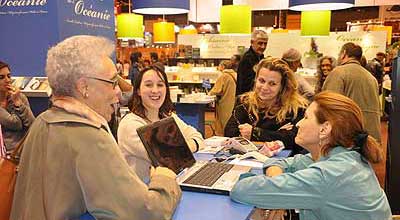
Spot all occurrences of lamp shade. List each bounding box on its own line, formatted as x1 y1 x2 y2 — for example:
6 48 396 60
301 10 331 36
153 21 175 43
289 0 354 11
116 13 144 40
133 0 189 15
220 5 251 34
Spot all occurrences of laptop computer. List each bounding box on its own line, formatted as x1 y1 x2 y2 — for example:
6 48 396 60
137 117 251 195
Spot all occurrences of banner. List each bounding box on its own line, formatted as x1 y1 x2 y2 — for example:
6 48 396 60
178 31 386 61
266 31 387 61
178 34 250 58
0 0 115 76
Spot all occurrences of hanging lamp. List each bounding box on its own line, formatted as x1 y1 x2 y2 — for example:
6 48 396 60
220 5 251 34
300 10 331 36
153 20 175 43
289 0 354 11
116 0 143 40
132 0 189 15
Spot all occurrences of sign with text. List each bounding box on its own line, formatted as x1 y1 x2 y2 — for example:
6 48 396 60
178 34 249 58
266 31 387 61
178 31 386 61
0 0 115 76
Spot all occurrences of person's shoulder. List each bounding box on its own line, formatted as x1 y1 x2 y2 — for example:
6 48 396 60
40 108 102 129
119 112 147 128
241 49 255 60
37 110 112 142
311 149 361 177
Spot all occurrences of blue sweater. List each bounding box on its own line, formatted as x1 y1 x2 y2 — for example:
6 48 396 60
230 146 392 220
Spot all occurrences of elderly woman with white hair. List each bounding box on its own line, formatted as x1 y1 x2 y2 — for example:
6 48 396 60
282 48 315 100
11 35 181 220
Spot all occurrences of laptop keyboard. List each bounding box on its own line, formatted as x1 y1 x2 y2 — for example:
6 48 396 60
183 162 234 187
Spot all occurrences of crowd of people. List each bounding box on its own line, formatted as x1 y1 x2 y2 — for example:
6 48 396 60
0 31 394 220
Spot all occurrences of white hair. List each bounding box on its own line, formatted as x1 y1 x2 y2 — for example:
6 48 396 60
251 30 268 41
46 35 114 96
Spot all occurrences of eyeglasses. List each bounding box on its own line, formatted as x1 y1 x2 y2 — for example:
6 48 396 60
86 74 119 89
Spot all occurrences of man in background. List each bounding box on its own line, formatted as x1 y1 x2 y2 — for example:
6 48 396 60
367 52 385 93
128 52 143 85
236 30 268 96
230 54 241 72
322 42 381 143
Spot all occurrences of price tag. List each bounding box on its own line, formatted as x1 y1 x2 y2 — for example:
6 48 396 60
202 79 211 89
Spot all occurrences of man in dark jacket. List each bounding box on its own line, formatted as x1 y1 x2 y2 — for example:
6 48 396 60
128 52 142 85
367 52 385 93
235 30 268 96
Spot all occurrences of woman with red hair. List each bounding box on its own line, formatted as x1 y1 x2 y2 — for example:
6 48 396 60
231 91 391 220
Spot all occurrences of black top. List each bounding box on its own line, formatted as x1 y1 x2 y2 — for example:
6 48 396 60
224 101 306 155
367 58 384 85
235 47 264 96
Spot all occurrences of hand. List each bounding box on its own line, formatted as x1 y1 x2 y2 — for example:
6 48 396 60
265 166 283 177
258 145 273 157
278 123 293 131
150 166 177 179
238 123 252 140
266 209 285 220
7 85 22 107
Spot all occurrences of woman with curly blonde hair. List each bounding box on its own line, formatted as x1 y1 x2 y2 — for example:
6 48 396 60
225 58 308 155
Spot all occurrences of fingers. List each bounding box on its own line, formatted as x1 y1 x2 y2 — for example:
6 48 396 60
266 209 285 220
278 123 293 130
238 124 252 139
150 166 155 177
152 166 177 179
258 145 273 157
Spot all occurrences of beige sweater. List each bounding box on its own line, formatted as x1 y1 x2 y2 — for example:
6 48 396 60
209 69 237 135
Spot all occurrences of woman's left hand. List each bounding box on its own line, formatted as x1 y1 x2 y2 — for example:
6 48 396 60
238 123 252 140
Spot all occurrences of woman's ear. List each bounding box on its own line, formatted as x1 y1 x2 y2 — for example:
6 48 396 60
75 77 88 98
319 121 332 140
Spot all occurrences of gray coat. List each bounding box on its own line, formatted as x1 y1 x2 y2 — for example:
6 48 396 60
11 108 181 220
322 59 381 143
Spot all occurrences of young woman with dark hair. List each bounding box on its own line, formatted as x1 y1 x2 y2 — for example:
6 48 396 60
118 66 204 183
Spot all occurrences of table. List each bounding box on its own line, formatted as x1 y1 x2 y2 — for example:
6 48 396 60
172 150 291 220
79 150 291 220
172 191 253 220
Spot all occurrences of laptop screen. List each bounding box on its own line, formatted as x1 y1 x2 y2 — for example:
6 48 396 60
136 117 196 174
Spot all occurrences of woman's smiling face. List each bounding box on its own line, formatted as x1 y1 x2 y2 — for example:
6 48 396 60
254 67 282 104
139 69 167 113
